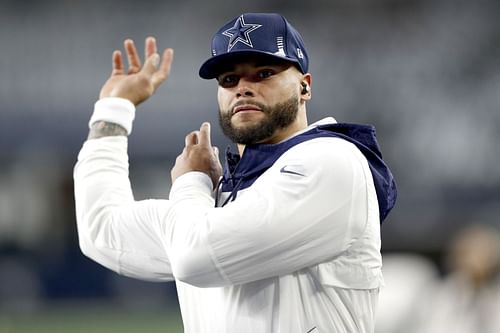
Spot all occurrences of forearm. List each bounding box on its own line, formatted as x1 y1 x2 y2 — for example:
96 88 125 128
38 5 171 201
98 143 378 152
87 97 136 138
88 121 127 140
165 172 230 287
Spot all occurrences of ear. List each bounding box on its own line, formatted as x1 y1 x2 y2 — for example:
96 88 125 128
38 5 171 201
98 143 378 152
300 73 312 101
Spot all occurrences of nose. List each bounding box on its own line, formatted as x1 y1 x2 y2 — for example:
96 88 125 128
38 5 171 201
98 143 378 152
235 78 255 98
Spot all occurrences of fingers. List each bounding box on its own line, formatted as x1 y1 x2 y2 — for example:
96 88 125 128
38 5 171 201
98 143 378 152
151 48 174 88
185 131 199 146
124 39 141 74
198 122 212 147
142 53 160 76
111 50 124 75
118 37 173 87
184 123 213 148
143 48 174 88
145 36 157 59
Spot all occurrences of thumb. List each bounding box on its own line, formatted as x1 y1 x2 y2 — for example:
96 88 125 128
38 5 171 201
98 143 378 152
142 53 160 75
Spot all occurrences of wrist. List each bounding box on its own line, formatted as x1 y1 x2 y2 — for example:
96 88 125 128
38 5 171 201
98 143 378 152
89 97 136 135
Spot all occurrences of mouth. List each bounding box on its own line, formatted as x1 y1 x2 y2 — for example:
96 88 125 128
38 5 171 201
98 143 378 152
232 104 263 115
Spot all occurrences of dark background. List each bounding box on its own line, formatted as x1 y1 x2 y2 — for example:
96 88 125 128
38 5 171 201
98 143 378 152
1 0 499 330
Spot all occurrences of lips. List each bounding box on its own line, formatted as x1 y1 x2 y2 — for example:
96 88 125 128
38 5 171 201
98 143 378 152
232 104 262 114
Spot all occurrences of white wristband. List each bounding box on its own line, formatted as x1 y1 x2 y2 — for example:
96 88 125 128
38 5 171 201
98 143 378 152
89 97 136 135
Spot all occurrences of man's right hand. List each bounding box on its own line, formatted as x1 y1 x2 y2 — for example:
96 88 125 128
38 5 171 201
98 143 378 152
99 37 174 106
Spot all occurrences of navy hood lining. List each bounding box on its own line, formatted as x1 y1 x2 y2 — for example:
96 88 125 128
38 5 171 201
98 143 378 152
220 123 397 223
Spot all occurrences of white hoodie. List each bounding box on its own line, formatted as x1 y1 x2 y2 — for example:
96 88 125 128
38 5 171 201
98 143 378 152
74 117 382 333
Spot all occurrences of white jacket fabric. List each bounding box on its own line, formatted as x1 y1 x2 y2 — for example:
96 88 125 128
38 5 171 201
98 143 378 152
74 118 383 333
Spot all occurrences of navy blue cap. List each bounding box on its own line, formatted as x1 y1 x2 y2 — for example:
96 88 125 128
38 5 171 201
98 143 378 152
199 13 309 79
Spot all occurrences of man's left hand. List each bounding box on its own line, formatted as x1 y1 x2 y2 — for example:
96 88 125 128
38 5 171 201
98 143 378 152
171 122 223 190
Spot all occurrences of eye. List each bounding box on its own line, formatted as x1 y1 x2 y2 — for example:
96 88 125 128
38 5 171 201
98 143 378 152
218 74 239 87
257 69 275 79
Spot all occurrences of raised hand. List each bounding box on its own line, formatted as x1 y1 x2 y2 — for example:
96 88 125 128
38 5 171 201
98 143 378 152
171 122 223 189
99 37 174 106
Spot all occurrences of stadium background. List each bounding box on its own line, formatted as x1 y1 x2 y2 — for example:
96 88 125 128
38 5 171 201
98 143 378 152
1 0 499 331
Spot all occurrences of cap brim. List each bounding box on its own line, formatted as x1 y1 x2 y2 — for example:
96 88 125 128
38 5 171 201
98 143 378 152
199 50 302 79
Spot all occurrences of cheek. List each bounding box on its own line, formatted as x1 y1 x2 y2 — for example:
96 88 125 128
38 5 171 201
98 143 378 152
269 80 298 101
217 88 230 109
217 89 232 119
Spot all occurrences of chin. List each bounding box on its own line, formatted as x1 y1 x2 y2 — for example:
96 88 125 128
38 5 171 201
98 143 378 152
232 117 265 130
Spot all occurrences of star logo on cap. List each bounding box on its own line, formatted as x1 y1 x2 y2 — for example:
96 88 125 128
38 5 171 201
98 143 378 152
222 15 262 51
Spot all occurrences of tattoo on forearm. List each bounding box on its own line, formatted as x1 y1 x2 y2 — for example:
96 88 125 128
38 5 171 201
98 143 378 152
88 121 128 139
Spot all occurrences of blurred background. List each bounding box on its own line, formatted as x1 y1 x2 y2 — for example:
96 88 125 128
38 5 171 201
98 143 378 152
1 0 500 332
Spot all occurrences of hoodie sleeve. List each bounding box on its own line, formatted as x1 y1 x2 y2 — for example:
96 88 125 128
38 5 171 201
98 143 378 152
166 137 379 287
74 136 174 282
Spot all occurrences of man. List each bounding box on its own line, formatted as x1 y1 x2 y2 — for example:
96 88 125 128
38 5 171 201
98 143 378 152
74 13 397 333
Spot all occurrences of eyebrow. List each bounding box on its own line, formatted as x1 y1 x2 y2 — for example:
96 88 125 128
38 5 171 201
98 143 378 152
217 61 292 77
255 58 291 67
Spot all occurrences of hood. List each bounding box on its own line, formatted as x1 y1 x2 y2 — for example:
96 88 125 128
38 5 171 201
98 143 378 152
221 123 397 223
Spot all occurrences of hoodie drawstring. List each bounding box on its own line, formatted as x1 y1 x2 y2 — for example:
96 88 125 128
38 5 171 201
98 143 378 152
215 176 244 207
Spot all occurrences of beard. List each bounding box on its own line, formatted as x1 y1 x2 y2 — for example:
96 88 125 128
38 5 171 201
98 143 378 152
218 94 300 145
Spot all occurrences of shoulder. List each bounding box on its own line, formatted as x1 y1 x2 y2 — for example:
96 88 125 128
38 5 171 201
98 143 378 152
281 136 367 172
263 136 371 195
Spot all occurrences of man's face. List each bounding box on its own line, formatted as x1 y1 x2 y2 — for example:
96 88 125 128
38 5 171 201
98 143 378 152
216 57 303 145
